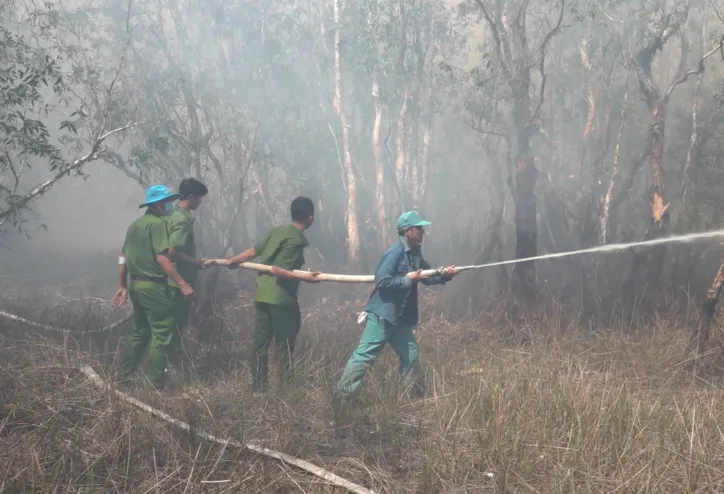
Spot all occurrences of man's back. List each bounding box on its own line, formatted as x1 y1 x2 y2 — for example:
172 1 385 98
122 213 169 279
166 206 198 287
253 224 309 307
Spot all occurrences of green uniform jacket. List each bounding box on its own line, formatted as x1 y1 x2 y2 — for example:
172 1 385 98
122 212 171 278
166 206 199 288
253 224 309 307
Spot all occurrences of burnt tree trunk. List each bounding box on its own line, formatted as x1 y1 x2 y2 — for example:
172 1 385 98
472 0 564 305
624 103 670 299
622 12 692 315
511 83 538 298
687 257 724 374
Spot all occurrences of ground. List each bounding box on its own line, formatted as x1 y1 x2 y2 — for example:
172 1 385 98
1 278 724 493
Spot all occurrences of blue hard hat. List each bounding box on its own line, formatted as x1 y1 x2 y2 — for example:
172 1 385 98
138 184 179 208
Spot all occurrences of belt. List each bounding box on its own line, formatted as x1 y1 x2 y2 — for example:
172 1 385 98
130 274 167 283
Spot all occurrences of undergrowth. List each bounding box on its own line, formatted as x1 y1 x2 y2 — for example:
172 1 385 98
1 285 724 493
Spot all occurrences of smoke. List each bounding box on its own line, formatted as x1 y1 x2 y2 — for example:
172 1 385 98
7 164 141 252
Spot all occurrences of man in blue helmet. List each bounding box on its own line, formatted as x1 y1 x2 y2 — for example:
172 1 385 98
333 211 457 405
112 184 195 389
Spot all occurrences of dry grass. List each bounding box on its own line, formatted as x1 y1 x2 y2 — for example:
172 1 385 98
2 285 724 493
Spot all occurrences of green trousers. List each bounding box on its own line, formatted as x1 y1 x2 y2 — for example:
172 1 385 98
168 287 191 373
120 280 178 389
252 302 301 392
334 312 422 401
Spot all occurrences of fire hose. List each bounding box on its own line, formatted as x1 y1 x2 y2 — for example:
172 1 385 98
201 228 724 283
200 259 456 283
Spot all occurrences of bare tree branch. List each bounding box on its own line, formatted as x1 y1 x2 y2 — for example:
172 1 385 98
474 0 512 78
664 44 719 101
633 9 688 107
527 0 565 128
0 122 139 225
470 115 509 140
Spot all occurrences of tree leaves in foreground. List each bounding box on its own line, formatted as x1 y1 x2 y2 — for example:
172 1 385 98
0 2 134 237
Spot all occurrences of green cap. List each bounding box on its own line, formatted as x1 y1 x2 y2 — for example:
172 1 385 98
396 211 431 232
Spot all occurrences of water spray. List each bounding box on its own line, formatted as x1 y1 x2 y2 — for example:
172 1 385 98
448 228 724 273
203 228 724 283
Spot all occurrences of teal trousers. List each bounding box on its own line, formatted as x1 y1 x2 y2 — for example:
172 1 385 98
334 312 422 401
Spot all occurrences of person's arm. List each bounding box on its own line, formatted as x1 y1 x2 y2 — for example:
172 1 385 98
118 251 128 289
156 253 191 289
170 248 201 266
168 219 202 266
228 247 258 265
150 220 193 296
270 265 320 282
229 231 270 266
375 250 415 291
112 248 129 306
420 257 456 286
420 258 445 286
267 240 320 282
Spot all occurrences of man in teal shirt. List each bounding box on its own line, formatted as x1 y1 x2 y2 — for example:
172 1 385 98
334 211 457 405
226 196 320 393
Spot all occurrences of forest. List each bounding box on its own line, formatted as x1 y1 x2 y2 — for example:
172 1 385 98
4 0 724 491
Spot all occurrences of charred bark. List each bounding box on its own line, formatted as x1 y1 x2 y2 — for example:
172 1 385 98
511 79 538 297
511 155 539 298
624 11 717 314
599 92 628 245
472 0 564 303
687 257 724 373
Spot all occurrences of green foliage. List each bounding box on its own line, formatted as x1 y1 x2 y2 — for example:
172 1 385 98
0 16 67 232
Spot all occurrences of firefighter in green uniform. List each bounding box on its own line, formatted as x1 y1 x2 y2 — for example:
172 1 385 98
166 178 208 370
112 185 195 389
225 196 320 393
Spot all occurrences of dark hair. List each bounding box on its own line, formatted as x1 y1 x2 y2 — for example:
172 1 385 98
290 196 314 222
178 177 208 199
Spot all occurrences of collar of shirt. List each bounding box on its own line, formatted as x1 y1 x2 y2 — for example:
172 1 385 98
175 205 194 223
400 238 422 259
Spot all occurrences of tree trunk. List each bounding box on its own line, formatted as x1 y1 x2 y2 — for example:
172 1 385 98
687 256 724 374
682 14 706 210
642 101 670 241
372 74 389 249
332 0 360 265
622 101 670 313
410 7 435 210
395 88 410 210
681 73 702 208
511 83 538 298
599 92 628 245
416 106 432 209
